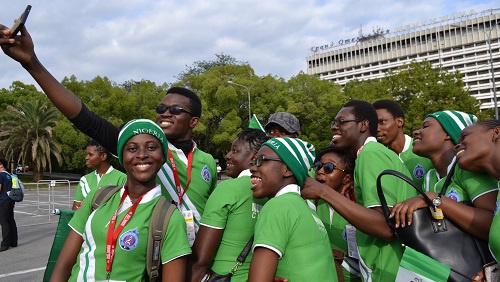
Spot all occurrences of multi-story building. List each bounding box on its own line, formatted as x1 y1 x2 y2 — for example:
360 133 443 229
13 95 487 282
307 8 500 112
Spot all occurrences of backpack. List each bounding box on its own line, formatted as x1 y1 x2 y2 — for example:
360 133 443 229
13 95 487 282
91 185 176 282
3 172 24 202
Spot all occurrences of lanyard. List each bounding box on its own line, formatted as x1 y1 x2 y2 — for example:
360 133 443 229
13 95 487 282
105 188 145 278
167 148 194 207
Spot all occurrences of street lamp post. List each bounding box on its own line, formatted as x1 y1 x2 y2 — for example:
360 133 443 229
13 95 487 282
454 23 498 119
227 81 252 121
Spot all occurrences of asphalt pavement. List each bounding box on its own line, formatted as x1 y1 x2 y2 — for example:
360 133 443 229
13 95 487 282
0 182 76 282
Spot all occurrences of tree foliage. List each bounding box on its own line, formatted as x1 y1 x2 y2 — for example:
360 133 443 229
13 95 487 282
0 58 488 174
0 100 63 181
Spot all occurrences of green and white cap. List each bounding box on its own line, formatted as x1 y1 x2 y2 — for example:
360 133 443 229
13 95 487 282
117 119 169 166
426 110 477 144
262 137 315 186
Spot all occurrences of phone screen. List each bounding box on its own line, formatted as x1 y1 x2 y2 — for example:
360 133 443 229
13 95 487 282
9 5 32 38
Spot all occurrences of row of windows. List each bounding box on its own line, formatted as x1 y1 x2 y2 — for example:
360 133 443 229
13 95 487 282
308 19 499 69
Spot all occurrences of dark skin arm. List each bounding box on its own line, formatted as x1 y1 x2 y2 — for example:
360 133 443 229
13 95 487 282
302 177 395 242
390 191 497 241
248 247 279 282
188 226 224 282
0 26 82 118
50 230 83 282
163 256 187 282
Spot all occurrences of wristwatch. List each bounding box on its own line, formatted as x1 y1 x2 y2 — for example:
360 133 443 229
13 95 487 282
432 197 442 207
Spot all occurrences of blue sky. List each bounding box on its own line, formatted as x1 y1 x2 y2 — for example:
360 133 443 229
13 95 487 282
0 1 497 89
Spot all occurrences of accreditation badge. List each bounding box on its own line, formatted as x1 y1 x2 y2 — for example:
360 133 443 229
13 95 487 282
181 208 196 246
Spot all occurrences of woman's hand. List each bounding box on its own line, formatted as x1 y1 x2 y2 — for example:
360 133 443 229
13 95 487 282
390 195 429 228
301 177 326 200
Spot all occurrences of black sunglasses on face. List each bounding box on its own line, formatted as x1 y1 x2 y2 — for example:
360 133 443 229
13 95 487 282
155 105 194 116
253 155 283 167
313 161 346 174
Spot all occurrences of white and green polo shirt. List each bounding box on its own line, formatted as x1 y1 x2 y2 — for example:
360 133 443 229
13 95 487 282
73 166 127 203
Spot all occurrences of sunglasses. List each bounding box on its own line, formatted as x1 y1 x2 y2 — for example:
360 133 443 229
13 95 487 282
155 105 194 116
313 161 347 174
253 155 283 167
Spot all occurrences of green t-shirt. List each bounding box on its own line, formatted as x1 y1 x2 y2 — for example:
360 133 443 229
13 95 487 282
399 135 433 188
73 166 127 202
157 144 217 231
354 138 417 281
316 200 361 281
490 181 500 261
68 186 191 282
423 162 498 204
253 185 338 281
200 173 267 281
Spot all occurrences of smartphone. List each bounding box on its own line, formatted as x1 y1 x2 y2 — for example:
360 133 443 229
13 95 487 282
9 5 32 38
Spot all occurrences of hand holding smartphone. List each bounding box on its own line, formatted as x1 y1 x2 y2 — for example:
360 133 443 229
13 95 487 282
9 5 31 38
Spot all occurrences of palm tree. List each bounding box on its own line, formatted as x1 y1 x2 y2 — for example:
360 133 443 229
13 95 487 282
0 100 63 181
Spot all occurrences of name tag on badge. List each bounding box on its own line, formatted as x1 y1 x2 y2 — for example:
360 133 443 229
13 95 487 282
346 225 360 259
181 209 196 246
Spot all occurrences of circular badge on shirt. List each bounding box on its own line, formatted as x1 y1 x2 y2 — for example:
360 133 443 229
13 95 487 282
119 228 139 251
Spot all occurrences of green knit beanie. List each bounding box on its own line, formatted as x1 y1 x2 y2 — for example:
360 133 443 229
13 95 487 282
117 119 169 166
426 110 477 144
262 137 316 186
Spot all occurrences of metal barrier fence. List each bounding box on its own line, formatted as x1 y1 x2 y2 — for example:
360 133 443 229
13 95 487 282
23 180 79 223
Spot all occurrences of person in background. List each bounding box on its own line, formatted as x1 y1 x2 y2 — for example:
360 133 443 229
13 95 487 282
248 137 337 281
391 111 498 242
0 25 217 245
453 120 500 281
189 128 269 281
51 119 191 281
302 100 417 281
312 147 360 281
373 100 433 187
264 112 300 138
216 163 222 181
72 140 126 210
0 158 17 252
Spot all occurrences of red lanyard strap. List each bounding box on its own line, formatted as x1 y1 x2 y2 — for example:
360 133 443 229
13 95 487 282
105 188 145 277
167 148 194 207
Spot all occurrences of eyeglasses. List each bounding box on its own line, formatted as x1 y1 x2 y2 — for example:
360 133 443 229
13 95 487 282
313 161 347 174
253 155 283 167
330 119 361 128
155 105 194 116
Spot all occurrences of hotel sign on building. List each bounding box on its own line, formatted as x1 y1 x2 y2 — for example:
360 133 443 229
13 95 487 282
307 8 499 111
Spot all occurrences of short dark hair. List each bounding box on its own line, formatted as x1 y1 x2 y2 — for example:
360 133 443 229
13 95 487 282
0 158 8 170
166 87 202 117
373 100 405 119
86 140 111 163
236 128 269 152
343 100 378 136
477 119 500 130
314 147 355 174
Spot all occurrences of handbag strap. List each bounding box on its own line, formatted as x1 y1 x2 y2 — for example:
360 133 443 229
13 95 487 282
438 161 457 197
230 236 254 274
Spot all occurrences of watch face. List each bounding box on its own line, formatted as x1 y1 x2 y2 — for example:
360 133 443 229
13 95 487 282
432 197 442 207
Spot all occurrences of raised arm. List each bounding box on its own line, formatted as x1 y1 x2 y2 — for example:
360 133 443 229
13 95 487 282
1 25 120 154
1 26 82 118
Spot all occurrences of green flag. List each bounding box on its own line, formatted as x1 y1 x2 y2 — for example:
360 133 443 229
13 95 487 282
249 114 265 131
396 247 450 282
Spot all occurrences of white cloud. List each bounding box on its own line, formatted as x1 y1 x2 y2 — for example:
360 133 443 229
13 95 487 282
0 0 497 88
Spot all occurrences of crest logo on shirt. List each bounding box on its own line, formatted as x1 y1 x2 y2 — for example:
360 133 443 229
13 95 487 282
201 165 211 182
119 228 139 251
413 164 425 179
446 188 461 202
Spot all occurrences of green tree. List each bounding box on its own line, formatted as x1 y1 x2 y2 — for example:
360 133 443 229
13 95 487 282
176 53 248 81
0 100 63 181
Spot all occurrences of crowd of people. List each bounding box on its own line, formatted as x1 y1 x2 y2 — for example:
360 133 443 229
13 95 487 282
1 23 500 282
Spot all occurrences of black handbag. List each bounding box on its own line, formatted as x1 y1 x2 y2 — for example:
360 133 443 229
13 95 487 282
376 164 495 282
202 236 254 282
